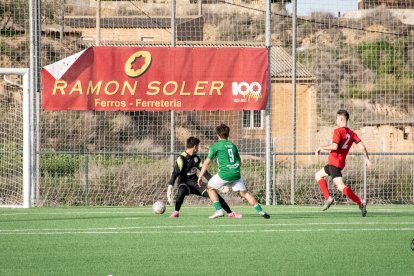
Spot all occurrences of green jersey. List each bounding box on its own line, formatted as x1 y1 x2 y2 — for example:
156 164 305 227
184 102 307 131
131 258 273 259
207 139 241 181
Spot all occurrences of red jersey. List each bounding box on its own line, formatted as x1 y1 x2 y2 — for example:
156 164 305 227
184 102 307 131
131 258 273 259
328 127 361 169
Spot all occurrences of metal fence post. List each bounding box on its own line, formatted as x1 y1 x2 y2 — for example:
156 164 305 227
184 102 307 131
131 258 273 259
290 0 298 205
84 152 89 206
265 0 272 205
272 138 277 205
363 158 367 202
170 0 176 170
96 0 101 46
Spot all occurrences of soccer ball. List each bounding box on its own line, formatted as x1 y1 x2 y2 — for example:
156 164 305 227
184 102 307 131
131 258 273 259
152 200 166 214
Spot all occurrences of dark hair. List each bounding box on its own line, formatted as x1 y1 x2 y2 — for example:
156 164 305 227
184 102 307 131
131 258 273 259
186 136 200 148
337 109 349 121
216 124 230 139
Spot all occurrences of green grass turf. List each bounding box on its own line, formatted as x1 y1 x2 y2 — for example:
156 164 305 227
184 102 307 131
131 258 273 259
0 205 413 276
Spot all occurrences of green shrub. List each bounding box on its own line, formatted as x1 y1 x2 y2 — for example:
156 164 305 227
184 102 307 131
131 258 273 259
0 143 22 177
41 153 80 177
356 40 406 75
0 41 11 57
0 29 23 37
348 75 414 101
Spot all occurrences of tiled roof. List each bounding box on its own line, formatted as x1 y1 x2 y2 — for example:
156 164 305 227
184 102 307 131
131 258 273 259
89 41 314 80
270 46 313 80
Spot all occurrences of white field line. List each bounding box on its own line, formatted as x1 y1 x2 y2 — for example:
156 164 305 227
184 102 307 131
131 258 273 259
0 211 151 216
1 207 413 216
1 221 414 233
0 228 413 235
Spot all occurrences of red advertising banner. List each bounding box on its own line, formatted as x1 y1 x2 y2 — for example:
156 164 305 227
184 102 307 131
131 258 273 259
41 47 268 111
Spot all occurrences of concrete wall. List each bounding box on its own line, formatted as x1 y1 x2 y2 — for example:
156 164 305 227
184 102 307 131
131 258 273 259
271 82 317 164
358 0 414 9
345 9 414 25
78 28 171 42
316 125 414 155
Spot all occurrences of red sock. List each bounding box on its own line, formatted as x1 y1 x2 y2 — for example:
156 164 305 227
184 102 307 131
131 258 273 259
317 178 330 200
342 186 361 206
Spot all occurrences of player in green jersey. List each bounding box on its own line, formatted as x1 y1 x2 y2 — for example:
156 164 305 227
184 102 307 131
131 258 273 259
167 136 242 219
198 124 270 219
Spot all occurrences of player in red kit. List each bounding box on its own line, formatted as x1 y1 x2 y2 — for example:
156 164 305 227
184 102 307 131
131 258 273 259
314 110 371 216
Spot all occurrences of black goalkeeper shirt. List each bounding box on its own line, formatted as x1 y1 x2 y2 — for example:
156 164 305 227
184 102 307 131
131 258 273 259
168 151 211 186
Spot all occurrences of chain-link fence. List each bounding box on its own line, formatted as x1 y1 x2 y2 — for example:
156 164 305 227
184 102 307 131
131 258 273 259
1 0 413 206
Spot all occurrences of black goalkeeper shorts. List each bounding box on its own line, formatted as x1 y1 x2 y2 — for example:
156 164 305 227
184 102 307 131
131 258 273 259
324 165 342 179
178 180 207 196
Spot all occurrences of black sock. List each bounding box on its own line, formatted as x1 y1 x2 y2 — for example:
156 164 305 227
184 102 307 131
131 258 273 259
175 186 188 212
218 194 232 213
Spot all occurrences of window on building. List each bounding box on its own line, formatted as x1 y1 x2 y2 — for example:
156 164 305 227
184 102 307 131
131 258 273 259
242 110 264 128
403 127 409 140
141 37 154 42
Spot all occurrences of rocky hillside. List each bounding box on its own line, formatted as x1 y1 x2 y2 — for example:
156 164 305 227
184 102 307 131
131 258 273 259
293 9 414 125
1 2 413 128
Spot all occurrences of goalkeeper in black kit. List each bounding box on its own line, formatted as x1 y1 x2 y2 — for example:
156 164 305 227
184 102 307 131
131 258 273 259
167 136 242 219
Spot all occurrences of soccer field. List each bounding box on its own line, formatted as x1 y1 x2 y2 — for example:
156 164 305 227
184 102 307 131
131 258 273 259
0 205 413 276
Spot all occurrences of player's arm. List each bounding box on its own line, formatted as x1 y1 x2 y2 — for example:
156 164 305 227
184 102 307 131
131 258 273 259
203 170 213 181
198 162 212 181
315 143 338 156
235 148 241 166
356 140 372 168
167 157 183 204
198 158 211 187
316 129 340 156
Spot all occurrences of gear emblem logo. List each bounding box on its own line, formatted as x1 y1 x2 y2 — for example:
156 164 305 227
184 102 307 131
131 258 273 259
125 51 152 78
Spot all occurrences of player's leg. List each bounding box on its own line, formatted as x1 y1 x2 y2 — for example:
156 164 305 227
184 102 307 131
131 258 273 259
170 184 189 218
332 176 366 216
206 174 227 218
233 178 270 219
216 194 230 213
200 188 229 212
200 189 241 218
316 166 334 210
206 188 225 218
196 181 242 218
315 166 332 199
216 194 238 217
238 191 270 219
331 170 361 205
